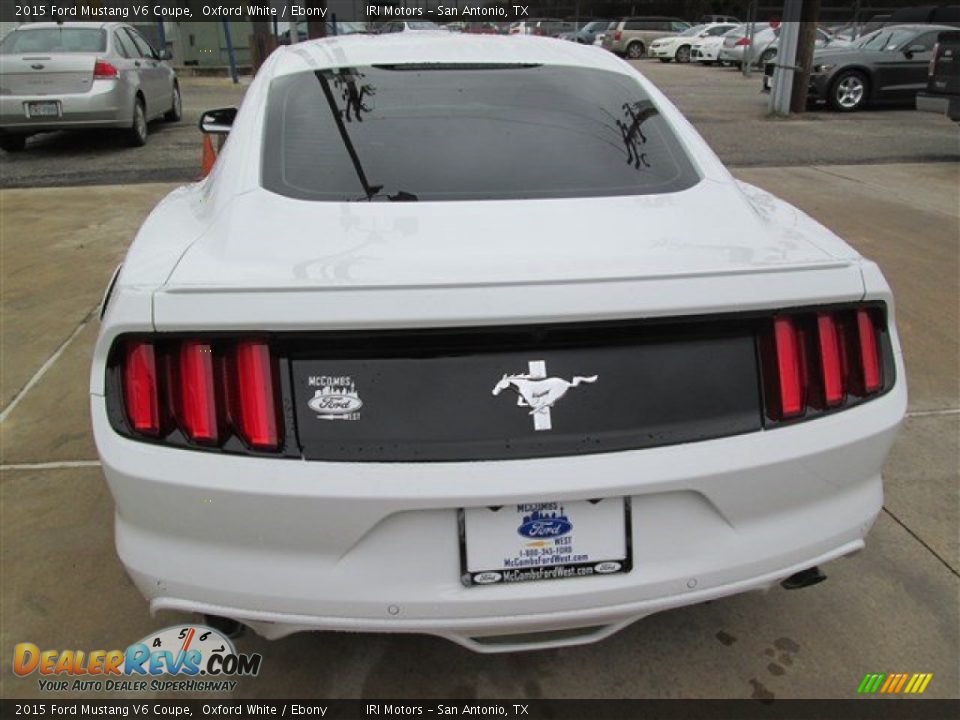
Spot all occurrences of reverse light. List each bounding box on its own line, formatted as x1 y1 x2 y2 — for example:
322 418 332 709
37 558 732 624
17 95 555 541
93 60 118 79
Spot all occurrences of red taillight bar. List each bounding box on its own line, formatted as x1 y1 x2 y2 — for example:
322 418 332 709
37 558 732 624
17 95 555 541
735 37 751 46
178 341 219 444
857 310 882 393
773 316 805 418
93 59 118 79
122 341 160 435
232 341 280 451
817 314 844 407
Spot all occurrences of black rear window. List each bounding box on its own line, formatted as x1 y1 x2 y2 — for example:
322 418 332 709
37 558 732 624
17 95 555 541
0 28 107 54
261 64 699 202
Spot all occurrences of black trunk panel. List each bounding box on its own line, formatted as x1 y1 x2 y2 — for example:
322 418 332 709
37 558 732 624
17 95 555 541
289 320 762 461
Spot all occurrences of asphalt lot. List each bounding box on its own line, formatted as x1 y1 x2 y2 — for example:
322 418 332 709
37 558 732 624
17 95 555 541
0 58 958 700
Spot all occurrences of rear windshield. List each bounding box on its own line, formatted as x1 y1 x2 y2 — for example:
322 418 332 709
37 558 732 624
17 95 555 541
261 65 699 202
0 28 107 54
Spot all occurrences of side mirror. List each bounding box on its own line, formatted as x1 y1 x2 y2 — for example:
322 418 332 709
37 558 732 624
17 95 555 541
903 44 926 57
156 48 173 61
199 107 237 135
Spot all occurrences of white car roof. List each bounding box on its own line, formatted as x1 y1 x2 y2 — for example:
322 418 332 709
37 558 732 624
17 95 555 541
271 33 633 78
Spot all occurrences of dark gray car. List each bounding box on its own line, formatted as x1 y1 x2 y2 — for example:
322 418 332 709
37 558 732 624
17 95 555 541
803 24 953 111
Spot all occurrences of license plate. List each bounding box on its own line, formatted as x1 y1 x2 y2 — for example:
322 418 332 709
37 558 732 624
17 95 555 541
26 101 60 118
459 498 631 586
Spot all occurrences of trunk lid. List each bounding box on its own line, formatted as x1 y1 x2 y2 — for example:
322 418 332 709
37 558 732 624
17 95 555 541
155 179 865 330
0 53 98 96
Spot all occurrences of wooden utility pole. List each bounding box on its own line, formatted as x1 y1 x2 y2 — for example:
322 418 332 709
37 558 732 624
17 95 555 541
790 1 822 114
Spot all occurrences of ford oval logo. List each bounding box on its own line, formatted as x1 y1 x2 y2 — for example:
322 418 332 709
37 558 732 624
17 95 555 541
307 392 363 415
473 572 502 585
517 518 573 539
594 561 622 574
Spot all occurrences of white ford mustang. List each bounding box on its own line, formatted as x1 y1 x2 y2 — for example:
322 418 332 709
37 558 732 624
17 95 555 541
91 33 905 653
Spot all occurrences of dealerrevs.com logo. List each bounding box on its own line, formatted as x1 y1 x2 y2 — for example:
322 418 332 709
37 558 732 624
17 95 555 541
13 625 263 693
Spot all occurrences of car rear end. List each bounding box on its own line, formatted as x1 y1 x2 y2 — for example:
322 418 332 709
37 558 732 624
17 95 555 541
916 30 960 120
92 43 906 652
0 24 133 138
601 21 628 54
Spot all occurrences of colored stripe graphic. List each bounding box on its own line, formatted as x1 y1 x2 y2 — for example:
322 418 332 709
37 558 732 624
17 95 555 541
858 673 933 695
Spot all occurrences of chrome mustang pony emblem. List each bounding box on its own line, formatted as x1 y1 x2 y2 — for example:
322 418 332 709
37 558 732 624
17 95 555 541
492 361 598 431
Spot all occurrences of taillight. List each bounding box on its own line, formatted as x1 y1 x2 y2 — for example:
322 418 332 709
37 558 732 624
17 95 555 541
817 314 845 407
231 341 280 451
122 341 160 435
735 37 751 46
929 42 940 76
857 309 882 393
773 316 805 418
763 306 889 423
614 30 622 41
116 337 283 453
177 341 219 444
93 60 118 79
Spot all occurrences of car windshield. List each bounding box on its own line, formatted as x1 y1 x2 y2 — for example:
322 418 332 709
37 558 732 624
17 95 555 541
0 28 107 54
261 65 699 202
681 25 707 37
856 27 916 50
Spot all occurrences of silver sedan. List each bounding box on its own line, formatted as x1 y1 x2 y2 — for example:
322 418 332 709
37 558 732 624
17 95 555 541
0 22 181 152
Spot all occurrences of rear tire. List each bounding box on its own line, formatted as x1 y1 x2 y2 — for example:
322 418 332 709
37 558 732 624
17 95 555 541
626 41 645 59
163 83 182 122
128 97 148 147
0 135 26 153
759 48 777 67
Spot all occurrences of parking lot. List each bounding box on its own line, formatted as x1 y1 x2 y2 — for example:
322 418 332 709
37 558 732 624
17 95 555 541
1 58 957 700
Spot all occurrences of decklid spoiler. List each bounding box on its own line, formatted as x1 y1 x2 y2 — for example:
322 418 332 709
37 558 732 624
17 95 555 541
154 180 866 330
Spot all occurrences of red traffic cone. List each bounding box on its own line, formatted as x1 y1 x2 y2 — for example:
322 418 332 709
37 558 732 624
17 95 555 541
199 134 217 178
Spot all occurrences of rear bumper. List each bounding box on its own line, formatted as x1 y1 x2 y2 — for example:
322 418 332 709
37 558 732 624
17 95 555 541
0 80 132 133
92 364 906 652
916 91 960 120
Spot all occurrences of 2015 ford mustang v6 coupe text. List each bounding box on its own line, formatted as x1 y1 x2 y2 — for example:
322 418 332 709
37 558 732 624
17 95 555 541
91 33 906 653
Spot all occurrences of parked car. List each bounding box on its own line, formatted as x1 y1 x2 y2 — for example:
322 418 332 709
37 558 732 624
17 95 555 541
0 22 180 151
375 21 449 34
761 27 851 73
700 15 741 24
568 20 613 44
798 24 954 111
93 32 904 654
648 23 739 63
691 25 742 64
593 20 619 46
915 29 960 120
602 17 692 58
718 23 777 67
462 22 503 35
283 21 371 42
508 19 564 36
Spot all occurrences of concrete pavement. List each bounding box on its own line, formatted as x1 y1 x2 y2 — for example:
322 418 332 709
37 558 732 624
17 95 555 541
1 162 956 699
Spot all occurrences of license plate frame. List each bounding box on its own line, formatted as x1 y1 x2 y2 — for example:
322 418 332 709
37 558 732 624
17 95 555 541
25 101 61 119
458 498 632 587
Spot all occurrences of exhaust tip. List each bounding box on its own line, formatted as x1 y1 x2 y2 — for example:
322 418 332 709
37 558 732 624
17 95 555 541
204 614 245 639
781 566 827 591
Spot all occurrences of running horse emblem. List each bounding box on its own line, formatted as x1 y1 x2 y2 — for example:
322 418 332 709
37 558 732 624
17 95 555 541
492 361 598 431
